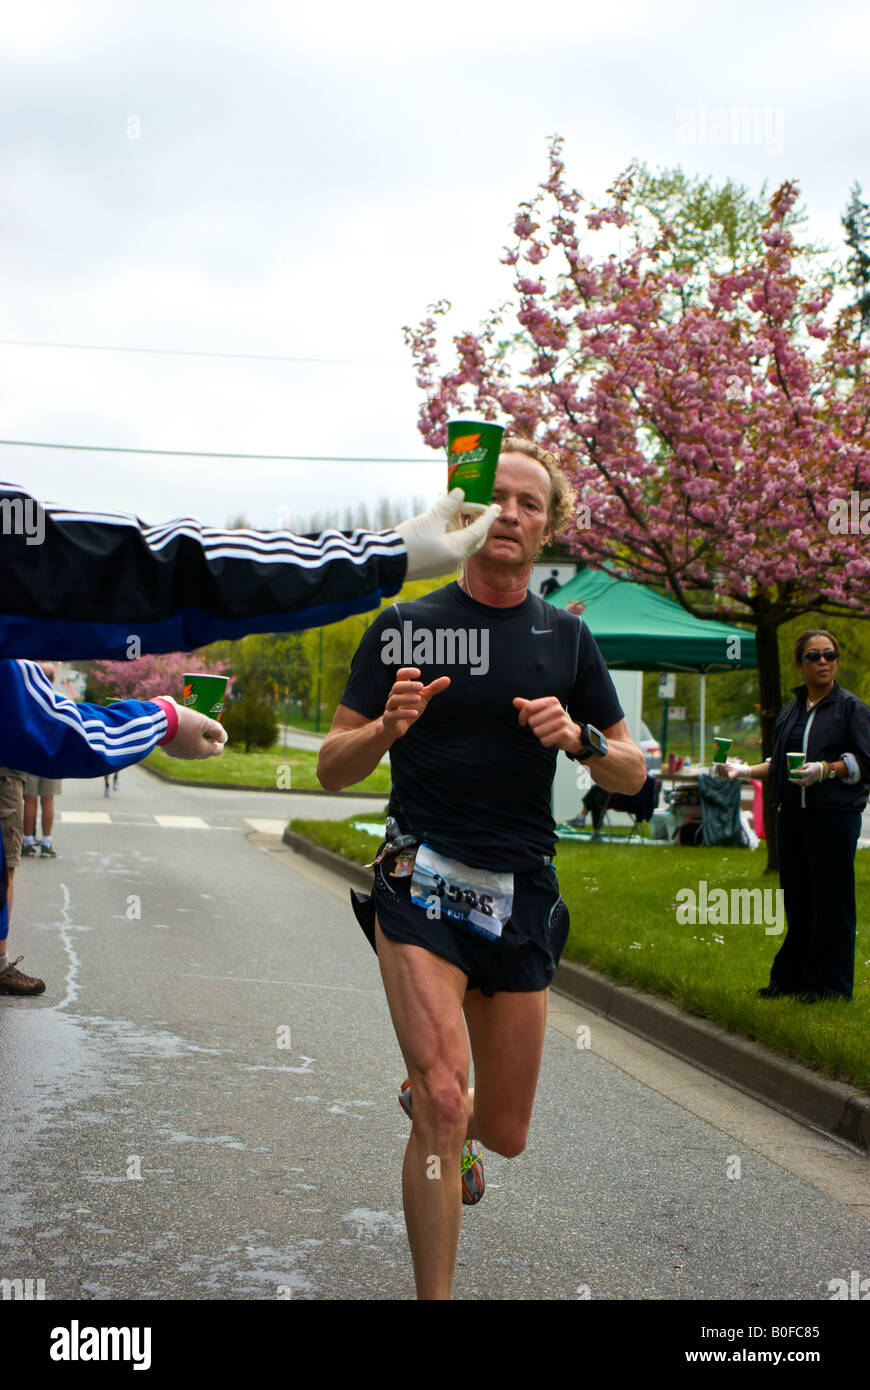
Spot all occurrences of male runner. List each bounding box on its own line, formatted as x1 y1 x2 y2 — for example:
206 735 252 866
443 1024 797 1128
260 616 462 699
317 438 646 1299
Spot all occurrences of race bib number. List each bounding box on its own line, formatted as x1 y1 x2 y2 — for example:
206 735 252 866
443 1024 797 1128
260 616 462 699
411 843 514 941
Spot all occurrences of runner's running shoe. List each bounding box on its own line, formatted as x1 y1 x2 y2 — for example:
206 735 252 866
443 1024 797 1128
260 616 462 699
398 1080 485 1205
399 1078 413 1119
460 1141 485 1205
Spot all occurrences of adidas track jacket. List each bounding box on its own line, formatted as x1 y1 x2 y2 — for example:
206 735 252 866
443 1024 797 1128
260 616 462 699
0 480 408 659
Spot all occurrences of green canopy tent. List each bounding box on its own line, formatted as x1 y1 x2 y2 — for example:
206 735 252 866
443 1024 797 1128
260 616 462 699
547 568 756 672
546 568 757 763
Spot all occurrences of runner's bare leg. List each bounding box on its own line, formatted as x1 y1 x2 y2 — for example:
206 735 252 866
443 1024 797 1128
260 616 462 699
463 987 549 1156
374 919 471 1300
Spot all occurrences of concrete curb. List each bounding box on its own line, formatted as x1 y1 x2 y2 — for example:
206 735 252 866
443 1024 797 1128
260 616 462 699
281 826 870 1156
554 960 870 1155
282 828 374 888
139 760 386 799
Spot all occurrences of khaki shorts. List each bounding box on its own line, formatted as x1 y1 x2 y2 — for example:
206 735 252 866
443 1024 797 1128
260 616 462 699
24 776 62 798
0 775 25 870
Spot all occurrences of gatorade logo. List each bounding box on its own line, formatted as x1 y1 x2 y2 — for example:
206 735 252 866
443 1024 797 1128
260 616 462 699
448 434 487 476
449 432 482 454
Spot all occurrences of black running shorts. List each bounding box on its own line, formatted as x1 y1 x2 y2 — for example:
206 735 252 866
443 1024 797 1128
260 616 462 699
350 852 570 997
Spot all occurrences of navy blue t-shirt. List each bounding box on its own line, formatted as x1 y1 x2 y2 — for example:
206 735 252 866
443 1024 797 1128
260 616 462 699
339 581 624 871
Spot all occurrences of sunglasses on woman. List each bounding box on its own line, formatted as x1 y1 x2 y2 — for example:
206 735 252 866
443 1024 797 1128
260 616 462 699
802 650 838 663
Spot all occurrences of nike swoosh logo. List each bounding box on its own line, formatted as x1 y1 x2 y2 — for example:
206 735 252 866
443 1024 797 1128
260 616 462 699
531 627 553 635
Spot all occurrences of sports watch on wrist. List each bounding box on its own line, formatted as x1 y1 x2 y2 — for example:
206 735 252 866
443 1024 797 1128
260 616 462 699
568 723 608 761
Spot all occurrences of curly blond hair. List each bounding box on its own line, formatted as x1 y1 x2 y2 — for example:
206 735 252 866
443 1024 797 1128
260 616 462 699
501 435 576 535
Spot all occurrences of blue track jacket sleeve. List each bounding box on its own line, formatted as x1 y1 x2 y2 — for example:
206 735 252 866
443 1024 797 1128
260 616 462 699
0 659 168 779
0 480 408 658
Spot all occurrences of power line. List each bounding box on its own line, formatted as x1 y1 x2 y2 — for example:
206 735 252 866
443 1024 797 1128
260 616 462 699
0 438 434 463
0 338 404 369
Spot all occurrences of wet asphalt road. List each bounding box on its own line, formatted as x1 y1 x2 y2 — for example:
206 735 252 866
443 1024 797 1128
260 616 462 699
1 765 868 1303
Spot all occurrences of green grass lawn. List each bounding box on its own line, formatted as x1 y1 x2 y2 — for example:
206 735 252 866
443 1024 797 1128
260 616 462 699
289 816 870 1092
146 743 391 795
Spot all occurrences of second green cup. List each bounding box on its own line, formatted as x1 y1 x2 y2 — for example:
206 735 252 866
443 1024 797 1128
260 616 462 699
183 673 228 722
787 751 805 781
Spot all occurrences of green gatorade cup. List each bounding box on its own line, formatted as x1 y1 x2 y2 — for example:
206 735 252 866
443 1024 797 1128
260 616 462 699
713 737 732 764
446 420 504 512
787 751 805 781
183 673 228 722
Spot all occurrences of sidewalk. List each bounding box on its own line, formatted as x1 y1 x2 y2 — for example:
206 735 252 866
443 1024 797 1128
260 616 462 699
282 826 870 1156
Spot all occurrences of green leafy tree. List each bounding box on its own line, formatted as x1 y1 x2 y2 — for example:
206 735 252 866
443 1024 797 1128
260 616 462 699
841 181 870 344
214 633 312 713
221 693 278 753
629 165 828 312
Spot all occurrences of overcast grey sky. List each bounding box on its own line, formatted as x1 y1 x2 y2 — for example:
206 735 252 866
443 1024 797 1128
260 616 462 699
1 0 868 530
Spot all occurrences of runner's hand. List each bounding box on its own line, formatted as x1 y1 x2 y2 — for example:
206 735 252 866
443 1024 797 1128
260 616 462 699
156 697 228 759
513 696 580 751
383 667 450 741
395 491 501 580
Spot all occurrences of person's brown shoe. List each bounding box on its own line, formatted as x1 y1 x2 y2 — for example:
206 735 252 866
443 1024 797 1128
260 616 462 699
0 957 46 995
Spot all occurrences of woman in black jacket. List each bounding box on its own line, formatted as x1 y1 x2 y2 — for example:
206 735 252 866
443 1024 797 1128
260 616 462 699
720 630 870 1001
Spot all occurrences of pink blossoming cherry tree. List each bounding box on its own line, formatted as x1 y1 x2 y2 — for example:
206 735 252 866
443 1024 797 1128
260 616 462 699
405 139 870 861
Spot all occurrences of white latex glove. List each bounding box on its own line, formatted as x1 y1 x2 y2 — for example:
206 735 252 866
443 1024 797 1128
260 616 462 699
157 697 228 759
395 490 501 580
792 761 824 787
713 758 750 780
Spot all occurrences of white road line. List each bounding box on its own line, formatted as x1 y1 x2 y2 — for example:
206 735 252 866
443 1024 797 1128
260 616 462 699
59 812 285 832
153 815 210 829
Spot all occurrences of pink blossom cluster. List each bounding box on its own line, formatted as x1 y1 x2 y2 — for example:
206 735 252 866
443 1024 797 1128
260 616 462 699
89 652 231 704
404 138 870 626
